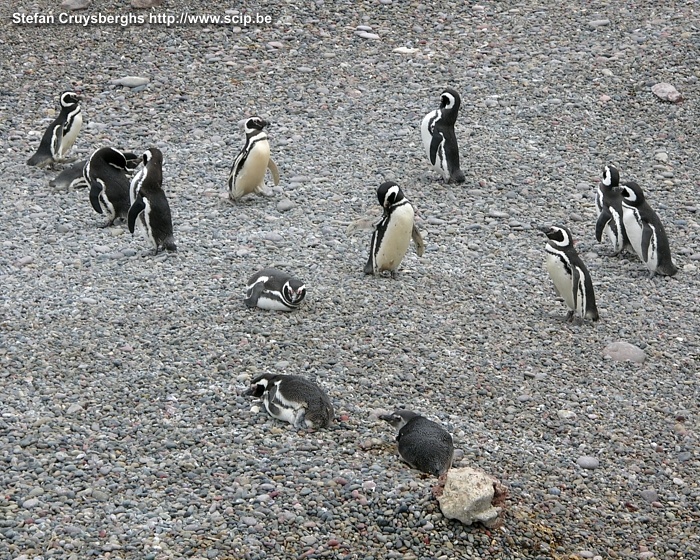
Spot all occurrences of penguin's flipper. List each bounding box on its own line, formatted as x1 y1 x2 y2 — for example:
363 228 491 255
244 280 265 308
346 215 380 235
89 180 104 214
127 196 146 234
267 158 280 186
594 210 611 243
412 224 425 257
640 222 654 263
429 132 444 166
50 124 64 163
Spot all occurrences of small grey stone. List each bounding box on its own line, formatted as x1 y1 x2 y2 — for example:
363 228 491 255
22 498 40 509
640 489 658 503
577 456 599 469
67 403 83 414
651 82 683 103
15 256 34 266
132 0 162 8
92 490 109 501
61 0 90 9
56 224 71 234
588 19 611 28
241 516 257 526
355 31 380 40
277 198 296 213
603 342 646 363
112 76 150 88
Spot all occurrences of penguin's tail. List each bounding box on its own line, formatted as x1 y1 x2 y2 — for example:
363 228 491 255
163 235 177 252
450 169 466 184
27 152 52 167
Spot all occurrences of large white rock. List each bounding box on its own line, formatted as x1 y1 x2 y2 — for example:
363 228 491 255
437 467 505 528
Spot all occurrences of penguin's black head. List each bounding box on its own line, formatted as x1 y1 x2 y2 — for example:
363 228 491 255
283 280 306 306
379 409 420 430
619 181 645 207
244 116 269 133
94 147 128 171
143 147 164 169
243 376 270 398
540 225 574 248
377 181 404 208
601 165 620 188
60 91 81 106
440 88 461 111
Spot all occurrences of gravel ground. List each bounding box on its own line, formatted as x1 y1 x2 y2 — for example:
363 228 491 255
1 1 699 559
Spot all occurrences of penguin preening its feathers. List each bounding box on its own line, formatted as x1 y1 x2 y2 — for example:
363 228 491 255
541 225 599 323
595 165 631 256
421 87 466 184
243 374 334 429
127 148 177 254
364 181 425 278
49 152 140 191
379 410 454 477
228 116 280 200
86 147 132 228
618 181 678 277
27 91 83 168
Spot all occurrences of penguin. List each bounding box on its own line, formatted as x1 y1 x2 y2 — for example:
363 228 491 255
243 373 334 429
228 116 280 200
595 165 630 255
541 225 599 322
127 148 176 253
619 181 678 277
85 147 132 228
244 268 306 311
49 152 140 191
379 410 454 477
27 91 83 167
420 87 466 184
364 181 425 278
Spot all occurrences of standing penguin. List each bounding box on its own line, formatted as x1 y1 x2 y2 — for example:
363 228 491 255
420 88 466 184
243 374 334 429
85 147 132 228
127 148 176 253
619 181 677 277
228 116 280 200
541 225 599 322
595 165 630 255
27 91 83 167
379 410 454 477
364 181 425 278
244 268 306 311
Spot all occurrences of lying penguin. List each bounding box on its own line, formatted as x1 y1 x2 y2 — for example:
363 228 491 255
379 409 454 476
243 373 334 429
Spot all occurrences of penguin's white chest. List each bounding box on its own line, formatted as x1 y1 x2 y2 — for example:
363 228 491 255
234 140 270 197
622 207 644 255
544 252 575 311
375 206 414 272
60 110 82 157
420 112 435 161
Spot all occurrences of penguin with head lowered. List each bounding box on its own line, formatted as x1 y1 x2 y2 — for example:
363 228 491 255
420 88 466 184
128 148 176 254
595 165 630 255
27 91 83 167
244 268 306 311
619 181 677 277
243 373 334 429
86 147 132 228
541 225 599 323
379 410 454 477
364 181 425 278
50 152 140 191
228 116 280 201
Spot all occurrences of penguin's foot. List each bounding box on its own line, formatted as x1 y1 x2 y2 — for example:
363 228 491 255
565 310 575 323
140 249 159 257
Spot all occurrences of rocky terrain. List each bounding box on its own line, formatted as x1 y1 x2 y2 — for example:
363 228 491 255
1 1 699 558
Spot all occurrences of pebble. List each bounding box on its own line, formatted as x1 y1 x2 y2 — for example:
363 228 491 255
577 456 600 469
587 19 611 28
651 82 683 103
112 76 150 88
61 0 90 9
603 342 646 363
277 198 296 212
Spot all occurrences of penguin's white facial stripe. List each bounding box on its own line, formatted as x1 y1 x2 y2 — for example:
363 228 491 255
441 92 456 109
545 226 572 248
602 166 612 186
383 185 401 207
620 187 636 204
